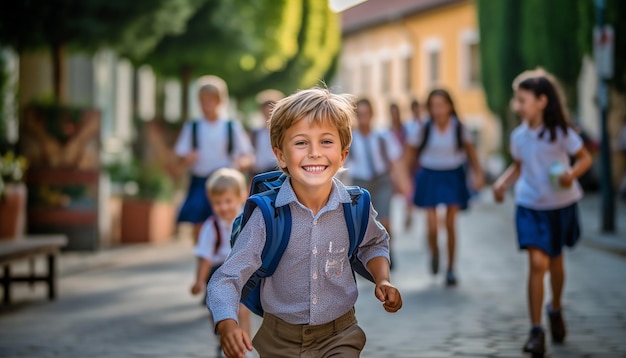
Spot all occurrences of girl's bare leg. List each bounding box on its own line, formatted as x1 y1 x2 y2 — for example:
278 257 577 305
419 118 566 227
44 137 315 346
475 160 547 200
528 248 549 325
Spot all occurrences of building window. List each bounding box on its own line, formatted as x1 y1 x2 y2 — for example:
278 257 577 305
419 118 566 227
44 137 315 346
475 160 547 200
404 56 412 91
423 37 442 90
381 60 391 93
460 29 481 88
468 42 480 86
429 50 440 86
361 63 370 94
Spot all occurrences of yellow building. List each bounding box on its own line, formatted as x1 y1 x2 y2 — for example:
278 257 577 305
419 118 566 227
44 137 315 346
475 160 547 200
338 0 499 160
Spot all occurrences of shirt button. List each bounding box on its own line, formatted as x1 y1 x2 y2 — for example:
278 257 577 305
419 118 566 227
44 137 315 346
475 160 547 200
312 247 317 255
312 272 318 280
304 329 312 335
313 219 318 225
312 296 318 305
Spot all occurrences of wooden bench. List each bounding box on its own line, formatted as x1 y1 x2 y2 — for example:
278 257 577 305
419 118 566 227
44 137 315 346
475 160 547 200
0 235 68 304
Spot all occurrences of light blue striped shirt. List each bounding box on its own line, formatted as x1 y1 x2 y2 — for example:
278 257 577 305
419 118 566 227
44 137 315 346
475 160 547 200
208 176 389 326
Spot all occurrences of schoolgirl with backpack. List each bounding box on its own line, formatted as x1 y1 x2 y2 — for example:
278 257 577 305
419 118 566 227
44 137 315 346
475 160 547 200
403 89 484 286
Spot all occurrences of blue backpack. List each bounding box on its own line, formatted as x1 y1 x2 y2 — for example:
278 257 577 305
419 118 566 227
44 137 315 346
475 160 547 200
230 171 375 316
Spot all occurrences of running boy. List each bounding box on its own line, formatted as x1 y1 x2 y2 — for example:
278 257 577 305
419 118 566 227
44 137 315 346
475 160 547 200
208 87 402 358
493 70 592 356
190 168 251 345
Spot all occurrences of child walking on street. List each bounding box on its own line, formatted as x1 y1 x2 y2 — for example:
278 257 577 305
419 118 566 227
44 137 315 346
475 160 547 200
189 168 251 356
493 70 592 356
346 98 406 269
403 89 484 286
174 75 254 243
208 87 402 358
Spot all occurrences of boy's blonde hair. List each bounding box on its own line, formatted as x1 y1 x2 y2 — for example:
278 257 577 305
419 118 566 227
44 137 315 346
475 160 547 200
269 87 354 158
206 168 247 199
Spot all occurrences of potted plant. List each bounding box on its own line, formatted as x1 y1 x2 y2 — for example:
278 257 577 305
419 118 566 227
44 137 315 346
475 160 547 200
119 161 176 244
0 151 28 240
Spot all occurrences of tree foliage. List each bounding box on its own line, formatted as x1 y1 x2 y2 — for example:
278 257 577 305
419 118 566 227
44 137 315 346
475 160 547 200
475 0 621 155
518 0 594 107
145 0 302 119
144 0 340 117
476 0 524 153
0 0 198 104
238 0 341 99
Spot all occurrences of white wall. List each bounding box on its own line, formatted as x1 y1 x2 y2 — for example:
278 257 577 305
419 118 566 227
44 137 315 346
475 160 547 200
1 49 19 143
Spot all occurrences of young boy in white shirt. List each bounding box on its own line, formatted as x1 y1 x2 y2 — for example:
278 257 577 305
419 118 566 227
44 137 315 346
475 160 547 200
190 168 251 354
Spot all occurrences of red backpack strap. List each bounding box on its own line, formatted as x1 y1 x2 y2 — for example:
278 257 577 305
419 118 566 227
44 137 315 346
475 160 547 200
212 217 222 255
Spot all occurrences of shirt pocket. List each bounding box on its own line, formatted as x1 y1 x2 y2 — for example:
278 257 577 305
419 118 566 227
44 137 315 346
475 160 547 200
320 240 349 280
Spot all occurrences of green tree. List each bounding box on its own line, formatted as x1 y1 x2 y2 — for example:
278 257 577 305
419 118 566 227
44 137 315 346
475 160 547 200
476 0 524 156
144 0 340 120
238 0 340 99
0 0 198 104
518 0 594 109
145 0 302 121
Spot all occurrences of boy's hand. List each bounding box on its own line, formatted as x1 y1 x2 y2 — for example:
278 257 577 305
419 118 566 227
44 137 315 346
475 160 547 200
374 280 402 313
190 281 204 296
217 319 253 358
492 183 506 203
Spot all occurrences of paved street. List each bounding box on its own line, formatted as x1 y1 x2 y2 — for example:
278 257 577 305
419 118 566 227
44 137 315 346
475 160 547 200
1 193 625 358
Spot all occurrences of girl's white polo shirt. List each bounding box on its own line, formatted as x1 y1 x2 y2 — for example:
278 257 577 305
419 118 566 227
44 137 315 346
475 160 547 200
511 122 584 210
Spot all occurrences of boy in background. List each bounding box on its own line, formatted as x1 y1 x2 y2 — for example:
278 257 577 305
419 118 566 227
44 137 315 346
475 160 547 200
190 168 251 356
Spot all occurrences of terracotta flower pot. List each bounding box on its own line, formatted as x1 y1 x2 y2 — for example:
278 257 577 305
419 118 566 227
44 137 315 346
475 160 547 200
120 198 174 243
0 182 27 240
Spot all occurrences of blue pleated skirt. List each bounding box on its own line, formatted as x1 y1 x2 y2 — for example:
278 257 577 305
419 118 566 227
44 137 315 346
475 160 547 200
412 166 470 210
177 175 213 224
515 203 580 258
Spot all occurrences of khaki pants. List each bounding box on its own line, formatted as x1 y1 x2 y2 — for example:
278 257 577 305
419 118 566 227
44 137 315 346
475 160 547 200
253 308 366 358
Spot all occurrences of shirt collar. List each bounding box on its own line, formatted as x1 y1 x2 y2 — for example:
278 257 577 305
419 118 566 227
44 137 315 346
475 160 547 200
275 176 352 211
214 216 234 230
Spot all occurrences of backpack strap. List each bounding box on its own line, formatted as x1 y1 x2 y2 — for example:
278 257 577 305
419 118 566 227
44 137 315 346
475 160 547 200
416 120 432 155
226 120 234 156
343 187 375 283
417 118 465 155
377 133 391 169
248 170 286 196
235 190 292 316
191 121 199 150
454 117 464 150
212 216 222 256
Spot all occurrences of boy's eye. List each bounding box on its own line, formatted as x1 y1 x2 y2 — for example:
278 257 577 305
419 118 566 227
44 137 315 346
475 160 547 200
322 140 333 145
294 141 307 146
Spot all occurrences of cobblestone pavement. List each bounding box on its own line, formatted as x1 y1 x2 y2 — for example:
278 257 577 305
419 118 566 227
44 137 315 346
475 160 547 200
1 194 625 358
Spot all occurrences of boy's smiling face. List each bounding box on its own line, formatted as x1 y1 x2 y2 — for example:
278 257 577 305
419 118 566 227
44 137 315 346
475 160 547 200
273 117 348 193
209 188 244 223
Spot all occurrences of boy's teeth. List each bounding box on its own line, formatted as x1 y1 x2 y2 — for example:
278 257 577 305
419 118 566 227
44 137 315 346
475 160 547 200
305 166 325 172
